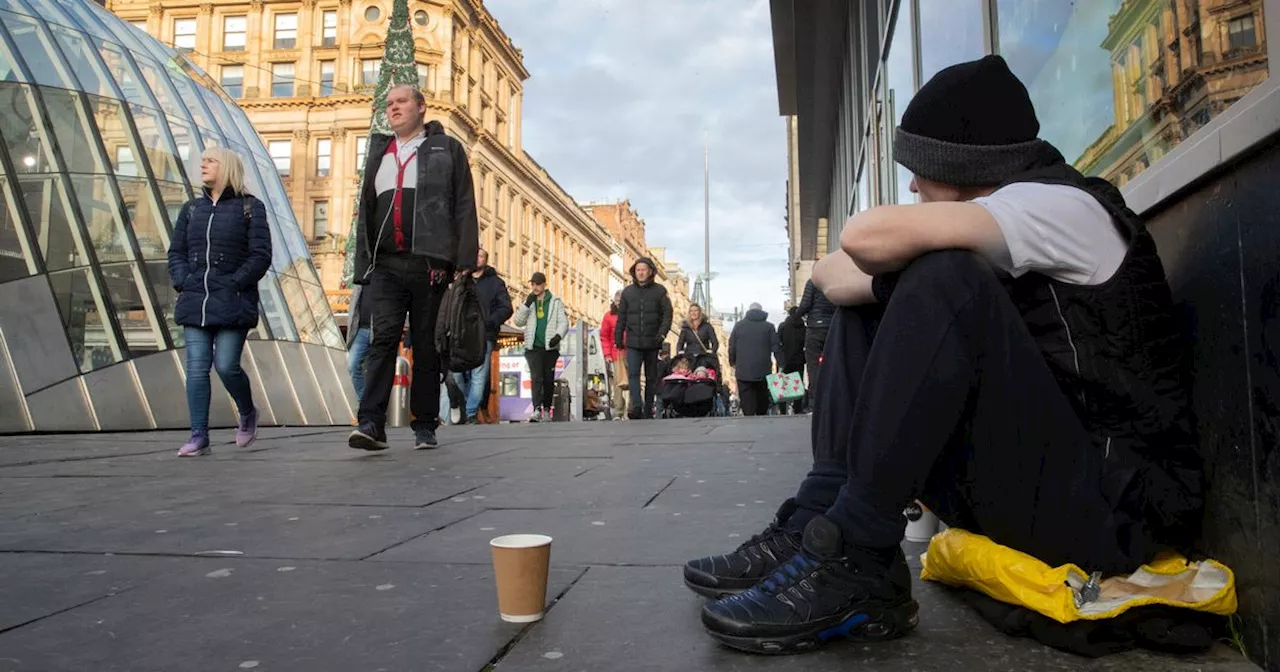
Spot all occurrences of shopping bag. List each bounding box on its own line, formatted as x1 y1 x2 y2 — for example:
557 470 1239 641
766 371 805 403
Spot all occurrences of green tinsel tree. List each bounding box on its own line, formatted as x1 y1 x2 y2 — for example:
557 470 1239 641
340 0 419 288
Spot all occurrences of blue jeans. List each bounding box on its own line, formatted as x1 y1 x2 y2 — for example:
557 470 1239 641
184 326 254 433
348 326 372 403
452 340 494 418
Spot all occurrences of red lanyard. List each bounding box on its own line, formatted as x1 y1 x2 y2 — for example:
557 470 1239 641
386 139 419 251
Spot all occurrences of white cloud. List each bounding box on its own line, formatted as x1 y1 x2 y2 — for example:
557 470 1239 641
487 0 789 320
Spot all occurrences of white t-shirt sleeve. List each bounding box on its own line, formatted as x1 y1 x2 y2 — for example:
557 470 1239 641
972 182 1127 285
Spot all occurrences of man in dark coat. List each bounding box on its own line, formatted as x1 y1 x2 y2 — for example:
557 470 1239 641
728 303 781 417
795 277 835 406
687 55 1203 656
348 84 479 452
777 306 807 413
453 247 513 424
615 257 673 419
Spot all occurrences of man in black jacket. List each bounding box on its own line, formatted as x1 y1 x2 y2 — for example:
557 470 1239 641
795 277 835 406
728 303 781 416
687 56 1202 655
615 257 672 419
348 84 479 452
452 248 513 424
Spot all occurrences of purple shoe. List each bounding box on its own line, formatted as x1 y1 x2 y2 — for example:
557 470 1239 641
178 432 210 457
236 407 259 448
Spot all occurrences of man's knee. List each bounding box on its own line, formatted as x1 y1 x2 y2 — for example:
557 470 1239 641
885 250 1000 300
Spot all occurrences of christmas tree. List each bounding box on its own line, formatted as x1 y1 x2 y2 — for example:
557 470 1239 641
340 0 419 288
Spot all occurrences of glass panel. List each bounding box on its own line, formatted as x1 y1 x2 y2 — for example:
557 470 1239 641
129 55 186 124
0 11 75 88
0 1 32 17
221 65 244 98
272 62 294 97
197 87 246 146
143 259 182 347
319 60 334 95
130 108 186 183
255 154 290 206
68 175 133 263
85 96 142 179
28 1 76 31
885 0 915 205
53 0 117 40
268 139 291 174
173 18 196 51
303 280 331 343
99 262 165 356
223 16 246 51
164 70 216 133
17 174 90 271
258 271 296 341
277 272 317 343
997 0 1270 186
918 0 985 83
0 84 57 173
316 138 331 176
48 267 121 373
154 180 189 233
274 13 297 49
0 19 22 82
38 88 110 175
116 177 169 259
0 176 35 282
97 37 157 109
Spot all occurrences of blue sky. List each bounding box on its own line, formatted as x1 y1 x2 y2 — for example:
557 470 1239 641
485 0 790 322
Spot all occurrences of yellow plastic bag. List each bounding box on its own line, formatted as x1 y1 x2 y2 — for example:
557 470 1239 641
919 528 1237 624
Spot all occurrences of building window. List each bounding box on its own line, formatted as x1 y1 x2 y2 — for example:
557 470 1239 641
1228 15 1257 52
316 138 331 177
417 62 430 91
507 93 516 148
312 201 329 239
115 147 138 177
223 16 246 51
271 62 294 97
356 136 368 168
268 140 291 175
172 18 196 51
361 59 380 87
129 20 148 34
364 5 381 22
319 60 335 96
274 13 298 49
918 0 985 83
996 0 1270 186
414 10 428 27
220 64 244 98
322 10 338 47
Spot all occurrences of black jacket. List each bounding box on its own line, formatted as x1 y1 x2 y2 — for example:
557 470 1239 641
796 278 836 329
474 265 513 342
616 257 673 351
167 187 272 329
778 310 806 373
353 120 479 283
677 319 718 357
728 308 781 382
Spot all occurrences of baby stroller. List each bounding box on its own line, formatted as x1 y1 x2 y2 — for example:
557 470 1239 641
658 353 729 418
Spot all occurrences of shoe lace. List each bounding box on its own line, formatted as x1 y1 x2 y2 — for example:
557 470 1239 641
736 522 785 554
759 552 820 594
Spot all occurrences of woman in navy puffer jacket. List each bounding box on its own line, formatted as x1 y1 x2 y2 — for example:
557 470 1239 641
167 147 272 456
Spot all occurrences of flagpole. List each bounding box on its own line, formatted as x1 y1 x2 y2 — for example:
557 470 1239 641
703 131 711 313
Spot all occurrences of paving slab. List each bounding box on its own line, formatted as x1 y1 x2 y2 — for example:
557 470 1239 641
0 554 582 672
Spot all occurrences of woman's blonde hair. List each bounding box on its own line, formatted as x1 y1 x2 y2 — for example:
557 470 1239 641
201 146 248 195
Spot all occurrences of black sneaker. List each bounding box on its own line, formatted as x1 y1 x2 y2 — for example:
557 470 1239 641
464 415 480 425
683 499 803 599
414 427 439 450
348 423 388 451
701 515 918 655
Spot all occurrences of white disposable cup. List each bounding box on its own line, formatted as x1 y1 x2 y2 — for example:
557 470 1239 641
903 504 940 543
490 534 553 623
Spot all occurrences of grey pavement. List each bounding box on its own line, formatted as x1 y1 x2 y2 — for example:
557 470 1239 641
0 418 1258 671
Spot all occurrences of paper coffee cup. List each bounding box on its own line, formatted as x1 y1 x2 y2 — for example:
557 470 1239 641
903 502 939 542
490 534 553 623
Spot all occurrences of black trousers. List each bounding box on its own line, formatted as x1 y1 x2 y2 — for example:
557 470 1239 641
738 380 770 416
524 346 559 410
804 327 828 410
793 250 1153 574
626 347 659 415
358 258 448 432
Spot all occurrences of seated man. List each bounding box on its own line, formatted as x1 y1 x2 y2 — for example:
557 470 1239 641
683 55 1204 654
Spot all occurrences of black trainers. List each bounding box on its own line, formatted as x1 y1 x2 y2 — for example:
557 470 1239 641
683 499 803 599
414 427 439 450
348 422 388 451
701 515 918 655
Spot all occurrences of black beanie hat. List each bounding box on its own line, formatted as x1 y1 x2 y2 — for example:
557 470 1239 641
894 55 1044 187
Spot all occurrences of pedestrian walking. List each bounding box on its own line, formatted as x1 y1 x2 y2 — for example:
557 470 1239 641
778 306 807 413
795 278 835 408
166 147 271 456
728 303 781 416
600 291 627 419
348 85 479 452
454 248 513 423
615 257 672 419
514 272 568 422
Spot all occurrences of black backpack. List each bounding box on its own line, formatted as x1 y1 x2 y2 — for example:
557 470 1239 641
435 274 487 373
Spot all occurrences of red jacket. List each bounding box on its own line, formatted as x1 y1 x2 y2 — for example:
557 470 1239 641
600 311 621 361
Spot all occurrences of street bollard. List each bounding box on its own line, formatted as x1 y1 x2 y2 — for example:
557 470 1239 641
389 356 411 428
